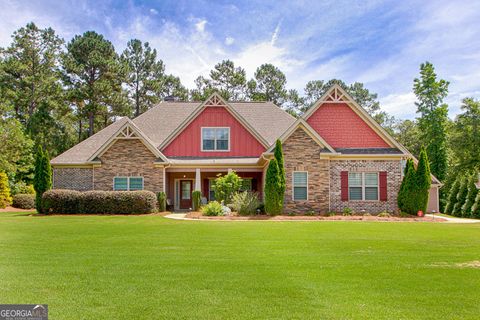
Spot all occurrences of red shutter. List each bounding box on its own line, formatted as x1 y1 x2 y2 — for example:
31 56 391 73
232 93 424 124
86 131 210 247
379 171 387 201
341 171 349 201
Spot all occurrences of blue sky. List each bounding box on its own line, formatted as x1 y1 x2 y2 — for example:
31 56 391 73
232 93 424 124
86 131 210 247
1 0 480 119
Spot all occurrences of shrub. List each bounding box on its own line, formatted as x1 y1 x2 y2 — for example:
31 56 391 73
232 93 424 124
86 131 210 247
445 177 461 214
305 210 316 216
192 190 202 211
452 177 469 217
213 171 242 204
378 211 391 217
12 194 35 209
264 158 282 215
231 191 260 216
42 190 157 214
274 139 286 200
0 171 13 209
398 159 415 214
472 192 480 219
201 201 224 216
33 146 52 213
157 192 166 212
342 207 353 216
415 148 431 213
10 181 35 195
461 175 477 217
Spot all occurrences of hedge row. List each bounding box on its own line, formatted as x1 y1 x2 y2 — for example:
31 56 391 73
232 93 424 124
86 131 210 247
12 194 36 209
42 189 157 214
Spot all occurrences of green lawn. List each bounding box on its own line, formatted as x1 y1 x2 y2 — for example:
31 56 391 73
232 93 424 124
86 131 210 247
0 212 479 319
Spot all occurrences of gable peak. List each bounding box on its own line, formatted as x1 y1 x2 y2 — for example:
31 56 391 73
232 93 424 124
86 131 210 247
205 93 227 106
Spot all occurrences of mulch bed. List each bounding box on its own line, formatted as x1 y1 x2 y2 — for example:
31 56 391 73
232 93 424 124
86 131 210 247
0 206 36 213
185 211 446 222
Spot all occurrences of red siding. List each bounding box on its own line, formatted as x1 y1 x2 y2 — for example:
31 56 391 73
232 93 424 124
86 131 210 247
306 103 390 148
379 171 387 201
162 106 266 157
341 171 349 201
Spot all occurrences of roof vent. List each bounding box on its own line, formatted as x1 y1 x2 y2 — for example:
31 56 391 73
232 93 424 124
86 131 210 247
164 95 175 102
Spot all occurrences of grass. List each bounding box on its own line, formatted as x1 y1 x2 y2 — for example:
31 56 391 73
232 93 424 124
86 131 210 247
0 211 479 319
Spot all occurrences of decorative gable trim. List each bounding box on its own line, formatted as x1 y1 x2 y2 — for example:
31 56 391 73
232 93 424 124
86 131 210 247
266 118 337 154
302 84 409 154
159 92 270 150
88 118 169 163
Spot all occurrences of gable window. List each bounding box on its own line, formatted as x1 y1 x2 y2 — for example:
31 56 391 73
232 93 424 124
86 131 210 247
348 172 378 201
293 171 308 200
113 176 144 191
202 127 230 151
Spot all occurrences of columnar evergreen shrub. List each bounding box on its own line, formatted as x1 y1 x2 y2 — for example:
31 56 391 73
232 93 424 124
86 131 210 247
461 175 478 217
213 171 242 204
397 159 416 214
12 194 35 209
445 177 461 214
452 177 468 217
0 171 13 209
264 158 282 215
33 146 52 213
192 190 202 211
274 139 286 202
157 192 166 212
471 192 480 219
415 148 431 213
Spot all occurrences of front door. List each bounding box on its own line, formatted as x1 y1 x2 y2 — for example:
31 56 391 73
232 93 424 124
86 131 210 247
179 180 193 209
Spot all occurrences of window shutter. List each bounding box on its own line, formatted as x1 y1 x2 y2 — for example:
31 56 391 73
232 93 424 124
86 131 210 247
379 171 387 201
341 171 349 201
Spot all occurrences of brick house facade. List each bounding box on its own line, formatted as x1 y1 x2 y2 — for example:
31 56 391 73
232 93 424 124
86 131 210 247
51 85 441 213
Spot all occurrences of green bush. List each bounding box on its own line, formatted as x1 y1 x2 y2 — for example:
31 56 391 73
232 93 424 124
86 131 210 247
342 207 353 216
398 159 415 214
378 211 391 217
0 171 13 209
12 194 35 209
42 190 157 214
213 171 242 204
33 146 52 213
192 190 202 211
157 192 166 212
452 177 468 217
201 201 224 216
264 158 282 215
472 192 480 219
415 149 431 213
445 177 461 214
231 191 260 216
461 175 477 217
10 181 35 195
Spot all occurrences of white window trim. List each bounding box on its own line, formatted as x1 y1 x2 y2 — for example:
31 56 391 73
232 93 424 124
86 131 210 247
292 171 308 201
348 172 379 201
201 127 231 152
113 176 144 191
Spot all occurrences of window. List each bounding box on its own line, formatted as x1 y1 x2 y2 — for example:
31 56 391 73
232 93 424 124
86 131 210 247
113 176 144 191
202 127 230 151
348 172 378 201
240 178 252 192
293 172 308 200
208 179 216 201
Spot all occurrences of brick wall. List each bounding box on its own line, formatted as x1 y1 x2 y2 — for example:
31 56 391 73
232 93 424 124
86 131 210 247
330 160 402 214
53 168 93 191
282 127 330 213
94 139 164 193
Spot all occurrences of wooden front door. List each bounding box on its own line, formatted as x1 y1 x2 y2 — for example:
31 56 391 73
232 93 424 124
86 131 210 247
179 180 193 209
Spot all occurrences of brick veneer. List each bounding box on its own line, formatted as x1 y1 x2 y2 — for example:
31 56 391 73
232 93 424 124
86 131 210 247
282 127 330 213
93 139 164 193
53 168 93 191
330 160 402 214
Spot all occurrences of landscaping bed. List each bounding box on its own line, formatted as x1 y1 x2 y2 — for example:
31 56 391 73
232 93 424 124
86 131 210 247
185 211 446 222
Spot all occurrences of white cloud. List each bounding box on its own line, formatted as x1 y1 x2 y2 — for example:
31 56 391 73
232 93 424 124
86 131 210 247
225 36 234 45
194 19 207 33
380 92 417 118
149 8 158 15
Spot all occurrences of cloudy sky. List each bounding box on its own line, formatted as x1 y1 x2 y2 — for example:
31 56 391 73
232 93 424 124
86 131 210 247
1 0 479 119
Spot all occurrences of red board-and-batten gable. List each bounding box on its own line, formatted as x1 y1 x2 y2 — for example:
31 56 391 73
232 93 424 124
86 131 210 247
162 94 267 157
304 85 391 149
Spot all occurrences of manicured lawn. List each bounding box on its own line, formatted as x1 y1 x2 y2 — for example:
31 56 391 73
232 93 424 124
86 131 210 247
0 212 479 319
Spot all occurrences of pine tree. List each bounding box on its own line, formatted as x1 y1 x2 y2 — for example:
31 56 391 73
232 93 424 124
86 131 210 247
264 158 282 215
445 177 461 214
415 148 431 213
398 159 414 213
0 171 13 209
461 175 478 217
33 146 52 213
471 192 480 219
274 139 286 203
452 177 468 217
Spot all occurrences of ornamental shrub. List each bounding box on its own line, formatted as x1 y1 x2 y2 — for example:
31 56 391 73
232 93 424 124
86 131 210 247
201 201 224 216
264 158 282 215
444 176 461 214
10 181 35 195
42 189 82 214
157 192 166 212
0 171 13 209
33 146 52 213
461 175 478 217
398 159 416 214
452 177 469 217
192 190 202 211
12 194 35 209
213 171 242 204
274 139 286 199
231 191 260 216
471 192 480 219
415 148 431 213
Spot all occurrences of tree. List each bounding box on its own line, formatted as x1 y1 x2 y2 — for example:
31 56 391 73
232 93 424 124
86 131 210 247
274 139 286 200
162 74 188 101
63 31 127 137
0 171 13 209
461 175 478 217
33 145 52 213
209 60 247 100
213 171 242 204
398 158 415 213
445 177 461 214
415 148 431 213
190 75 216 101
452 177 468 217
264 158 282 215
472 191 480 219
393 120 422 157
413 62 449 182
248 64 287 106
122 39 165 117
